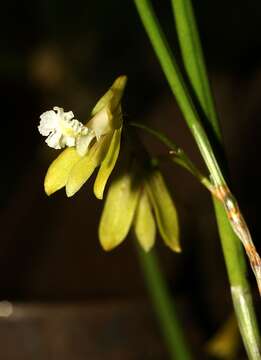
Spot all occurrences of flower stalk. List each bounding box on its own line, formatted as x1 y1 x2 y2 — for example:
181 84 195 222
136 244 191 360
129 122 214 193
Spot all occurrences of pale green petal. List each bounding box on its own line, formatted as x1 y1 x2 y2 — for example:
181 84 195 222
94 127 122 200
99 170 140 251
146 171 181 252
134 190 156 252
91 76 127 116
44 147 81 196
66 134 112 197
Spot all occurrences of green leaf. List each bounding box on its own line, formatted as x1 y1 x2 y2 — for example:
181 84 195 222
134 189 156 252
146 170 180 252
99 167 140 251
94 127 122 200
44 148 81 196
171 0 220 139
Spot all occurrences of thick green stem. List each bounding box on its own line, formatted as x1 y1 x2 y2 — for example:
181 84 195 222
172 0 260 358
136 245 192 360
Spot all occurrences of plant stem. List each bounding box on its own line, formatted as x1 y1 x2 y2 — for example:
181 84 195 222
130 121 213 193
171 0 220 138
133 0 225 187
214 200 261 358
136 244 192 360
171 0 260 358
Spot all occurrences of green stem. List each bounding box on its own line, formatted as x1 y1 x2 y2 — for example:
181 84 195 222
136 245 192 360
171 0 220 138
130 121 213 192
214 201 261 358
133 0 225 187
171 0 260 358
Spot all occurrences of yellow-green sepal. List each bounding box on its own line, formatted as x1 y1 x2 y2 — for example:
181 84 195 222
66 134 112 197
44 148 81 196
134 189 156 252
99 169 140 251
91 76 127 116
94 127 122 200
146 170 181 252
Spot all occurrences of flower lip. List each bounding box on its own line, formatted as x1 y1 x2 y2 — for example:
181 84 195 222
38 106 88 150
38 104 118 156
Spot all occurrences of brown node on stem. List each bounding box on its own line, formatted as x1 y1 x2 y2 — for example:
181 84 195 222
213 185 261 296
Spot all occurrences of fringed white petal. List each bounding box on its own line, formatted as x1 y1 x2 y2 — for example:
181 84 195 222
38 107 88 150
38 110 59 136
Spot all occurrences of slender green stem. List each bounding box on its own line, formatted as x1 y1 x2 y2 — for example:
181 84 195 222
171 0 220 138
133 0 225 187
172 0 260 358
136 244 192 360
130 121 213 192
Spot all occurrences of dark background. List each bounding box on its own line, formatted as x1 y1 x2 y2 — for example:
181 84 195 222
1 0 261 358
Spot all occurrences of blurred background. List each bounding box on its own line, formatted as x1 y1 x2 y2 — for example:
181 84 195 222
1 0 261 358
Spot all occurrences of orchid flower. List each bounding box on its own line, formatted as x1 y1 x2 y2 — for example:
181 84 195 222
38 76 127 199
